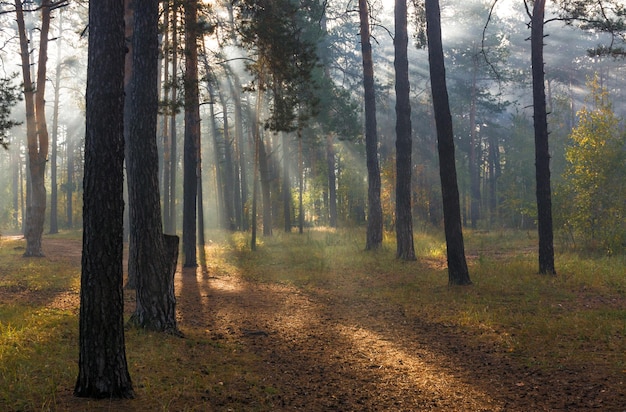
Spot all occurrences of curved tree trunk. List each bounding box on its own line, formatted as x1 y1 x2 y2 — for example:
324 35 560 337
16 0 50 257
358 0 383 250
394 0 416 261
531 0 556 275
425 0 471 286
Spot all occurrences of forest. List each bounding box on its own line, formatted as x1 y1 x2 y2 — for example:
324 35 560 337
0 0 625 410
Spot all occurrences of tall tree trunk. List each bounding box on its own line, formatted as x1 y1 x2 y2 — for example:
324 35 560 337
183 0 200 267
469 53 480 229
359 0 383 250
259 131 273 236
207 81 225 228
16 0 50 256
326 134 337 228
12 143 19 229
49 10 63 235
394 0 416 260
298 130 304 234
531 0 556 275
425 0 471 285
228 73 246 230
162 1 172 234
282 132 292 232
66 132 73 228
166 3 178 235
217 80 236 230
251 88 263 250
75 0 134 398
126 0 179 334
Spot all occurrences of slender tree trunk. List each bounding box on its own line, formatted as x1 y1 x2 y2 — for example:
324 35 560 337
469 53 480 229
12 144 19 229
282 132 292 232
162 1 172 234
207 81 225 228
49 10 63 235
326 134 337 228
298 130 304 234
75 0 134 398
167 3 178 235
251 89 263 250
217 82 236 230
66 132 73 228
228 73 246 230
394 0 416 260
183 0 200 267
358 0 383 250
425 0 471 285
259 131 273 236
531 0 556 275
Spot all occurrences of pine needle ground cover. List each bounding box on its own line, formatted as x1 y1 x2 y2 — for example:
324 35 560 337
0 229 624 410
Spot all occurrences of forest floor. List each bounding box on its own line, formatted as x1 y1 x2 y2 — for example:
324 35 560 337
10 236 626 411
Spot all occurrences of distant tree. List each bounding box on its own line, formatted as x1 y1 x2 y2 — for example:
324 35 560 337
394 0 415 260
358 0 383 250
425 0 471 285
74 0 134 398
15 0 61 256
530 0 556 275
125 0 180 334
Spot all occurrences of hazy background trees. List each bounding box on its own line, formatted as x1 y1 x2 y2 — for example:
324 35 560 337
0 0 625 257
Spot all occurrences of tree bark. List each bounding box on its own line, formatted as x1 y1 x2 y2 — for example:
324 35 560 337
358 0 383 250
183 0 200 267
75 0 133 398
125 0 179 333
282 132 292 232
531 0 556 275
394 0 416 261
16 0 50 257
425 0 471 285
49 10 63 235
326 134 337 228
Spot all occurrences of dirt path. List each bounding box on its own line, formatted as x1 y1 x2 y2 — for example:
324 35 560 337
45 238 625 411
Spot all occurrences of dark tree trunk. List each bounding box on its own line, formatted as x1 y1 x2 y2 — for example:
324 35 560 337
75 0 134 398
282 132 292 232
162 1 172 234
469 55 480 229
217 83 236 230
259 132 273 236
425 0 471 286
49 11 63 235
183 0 200 267
358 0 383 250
326 134 337 228
228 73 247 230
207 82 225 228
531 0 556 275
394 0 416 261
298 131 304 234
166 3 178 235
66 133 73 228
125 0 179 334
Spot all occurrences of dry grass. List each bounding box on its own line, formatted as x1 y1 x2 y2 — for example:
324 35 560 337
0 228 624 410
